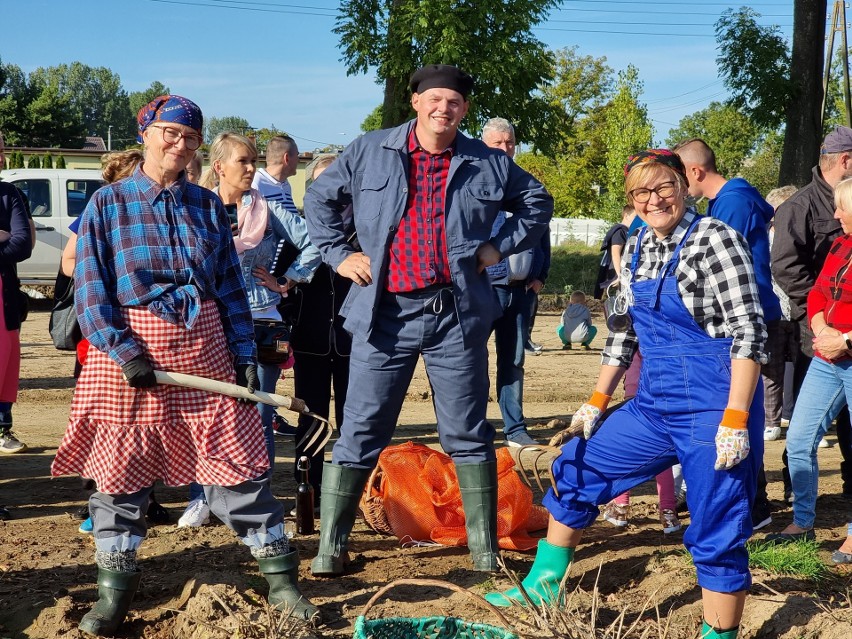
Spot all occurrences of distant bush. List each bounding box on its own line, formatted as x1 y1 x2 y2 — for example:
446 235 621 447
55 155 66 169
26 155 40 169
544 240 601 296
42 152 53 169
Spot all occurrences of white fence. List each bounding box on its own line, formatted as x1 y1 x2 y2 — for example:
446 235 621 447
549 218 609 248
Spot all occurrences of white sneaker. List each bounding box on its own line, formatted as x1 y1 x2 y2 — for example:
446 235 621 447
177 498 210 528
819 437 832 449
764 426 782 441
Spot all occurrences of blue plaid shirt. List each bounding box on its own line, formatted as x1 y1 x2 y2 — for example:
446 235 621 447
75 166 256 366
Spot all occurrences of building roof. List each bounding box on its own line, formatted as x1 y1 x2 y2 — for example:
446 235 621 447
83 137 107 151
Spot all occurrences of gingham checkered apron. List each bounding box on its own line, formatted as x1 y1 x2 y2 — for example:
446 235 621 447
51 300 269 494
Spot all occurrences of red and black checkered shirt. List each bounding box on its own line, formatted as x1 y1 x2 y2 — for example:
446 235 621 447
385 128 454 292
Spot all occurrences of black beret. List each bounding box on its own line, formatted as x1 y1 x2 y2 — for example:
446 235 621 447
409 64 474 98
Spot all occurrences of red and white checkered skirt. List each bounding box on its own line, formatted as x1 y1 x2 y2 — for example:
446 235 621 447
51 300 269 494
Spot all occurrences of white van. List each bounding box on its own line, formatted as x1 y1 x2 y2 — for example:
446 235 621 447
0 169 105 282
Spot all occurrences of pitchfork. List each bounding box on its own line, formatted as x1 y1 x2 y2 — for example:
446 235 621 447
152 370 335 456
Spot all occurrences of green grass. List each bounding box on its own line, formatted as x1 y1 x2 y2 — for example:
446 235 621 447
747 539 828 581
543 240 601 297
679 540 828 582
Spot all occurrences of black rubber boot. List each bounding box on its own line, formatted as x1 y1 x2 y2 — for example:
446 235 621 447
310 463 371 576
78 568 141 636
257 551 320 623
456 460 500 572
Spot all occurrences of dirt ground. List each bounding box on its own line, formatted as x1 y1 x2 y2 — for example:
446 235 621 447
2 307 852 638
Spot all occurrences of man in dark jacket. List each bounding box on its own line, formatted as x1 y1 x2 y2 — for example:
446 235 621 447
771 126 852 499
482 117 550 447
304 65 553 577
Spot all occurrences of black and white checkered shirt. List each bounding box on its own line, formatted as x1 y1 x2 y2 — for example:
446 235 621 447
602 209 767 367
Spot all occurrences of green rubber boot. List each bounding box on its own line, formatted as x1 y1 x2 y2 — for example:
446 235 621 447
257 551 320 623
456 461 500 572
700 621 738 639
78 568 142 636
310 463 371 576
485 539 574 607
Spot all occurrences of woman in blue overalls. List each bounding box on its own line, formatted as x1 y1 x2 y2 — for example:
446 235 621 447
487 150 766 639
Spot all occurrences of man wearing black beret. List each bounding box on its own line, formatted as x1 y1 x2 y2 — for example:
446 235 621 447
304 64 553 578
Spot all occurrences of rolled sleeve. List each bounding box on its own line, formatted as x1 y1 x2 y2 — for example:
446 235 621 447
705 227 767 363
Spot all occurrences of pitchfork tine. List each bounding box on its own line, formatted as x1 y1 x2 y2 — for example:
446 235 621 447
295 414 334 457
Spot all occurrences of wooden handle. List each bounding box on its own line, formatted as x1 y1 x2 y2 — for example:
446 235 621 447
359 578 515 631
153 370 307 413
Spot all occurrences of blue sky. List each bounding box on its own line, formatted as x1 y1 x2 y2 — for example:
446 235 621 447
1 0 793 151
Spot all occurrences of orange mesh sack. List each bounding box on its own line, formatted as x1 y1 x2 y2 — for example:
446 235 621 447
359 442 548 551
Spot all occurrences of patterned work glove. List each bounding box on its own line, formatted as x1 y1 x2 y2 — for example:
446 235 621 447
714 408 750 470
121 355 157 389
571 391 612 440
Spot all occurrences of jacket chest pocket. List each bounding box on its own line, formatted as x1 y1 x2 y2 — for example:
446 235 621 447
461 183 504 236
355 173 391 221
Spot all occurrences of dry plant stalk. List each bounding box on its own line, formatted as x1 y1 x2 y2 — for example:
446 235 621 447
496 556 680 639
171 583 314 639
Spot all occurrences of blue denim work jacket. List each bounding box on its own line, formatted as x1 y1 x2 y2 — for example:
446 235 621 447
303 120 553 345
234 192 321 312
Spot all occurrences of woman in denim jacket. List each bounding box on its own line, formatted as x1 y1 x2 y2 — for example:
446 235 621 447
179 132 320 528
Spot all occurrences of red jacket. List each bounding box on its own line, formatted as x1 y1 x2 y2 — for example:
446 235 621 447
808 234 852 360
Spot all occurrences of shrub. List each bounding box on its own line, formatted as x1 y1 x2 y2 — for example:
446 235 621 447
55 155 66 169
42 152 53 169
26 155 40 169
544 240 601 296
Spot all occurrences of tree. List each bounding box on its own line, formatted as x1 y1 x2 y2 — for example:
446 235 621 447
26 155 39 168
665 102 760 177
204 115 252 143
128 81 170 118
715 8 791 132
537 47 613 156
29 62 135 147
55 154 66 169
0 60 33 146
600 66 652 220
42 151 53 168
24 79 87 147
335 0 560 146
715 4 827 186
361 105 383 132
253 126 289 154
740 130 784 196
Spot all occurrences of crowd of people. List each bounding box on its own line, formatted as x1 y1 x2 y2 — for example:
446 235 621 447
0 62 850 639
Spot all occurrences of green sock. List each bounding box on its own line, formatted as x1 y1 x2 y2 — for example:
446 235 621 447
701 621 738 639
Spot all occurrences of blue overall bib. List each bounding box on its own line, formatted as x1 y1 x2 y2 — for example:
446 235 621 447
543 215 764 593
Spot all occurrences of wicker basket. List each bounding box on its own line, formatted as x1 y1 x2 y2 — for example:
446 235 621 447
353 579 517 639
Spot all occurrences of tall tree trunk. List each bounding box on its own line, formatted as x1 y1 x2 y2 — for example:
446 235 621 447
381 75 411 128
779 0 827 187
380 0 413 128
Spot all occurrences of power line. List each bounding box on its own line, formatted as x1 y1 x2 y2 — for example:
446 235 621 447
555 6 790 17
645 80 724 104
536 26 716 38
547 18 792 27
144 0 336 17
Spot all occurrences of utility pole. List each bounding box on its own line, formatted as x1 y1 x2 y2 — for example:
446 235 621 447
822 0 852 128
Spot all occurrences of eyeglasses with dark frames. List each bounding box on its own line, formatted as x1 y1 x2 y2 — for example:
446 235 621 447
148 125 203 150
630 181 676 203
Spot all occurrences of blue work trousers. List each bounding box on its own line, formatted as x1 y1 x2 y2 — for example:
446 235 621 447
332 288 494 468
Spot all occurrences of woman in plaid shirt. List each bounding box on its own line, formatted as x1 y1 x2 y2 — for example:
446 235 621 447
51 95 318 635
488 150 766 639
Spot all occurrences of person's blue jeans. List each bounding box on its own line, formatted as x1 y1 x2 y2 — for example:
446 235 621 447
257 362 279 470
492 285 534 439
189 362 279 503
787 356 852 529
